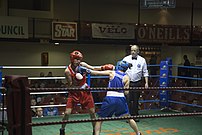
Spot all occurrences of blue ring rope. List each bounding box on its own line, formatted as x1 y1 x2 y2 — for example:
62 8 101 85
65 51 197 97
168 100 202 108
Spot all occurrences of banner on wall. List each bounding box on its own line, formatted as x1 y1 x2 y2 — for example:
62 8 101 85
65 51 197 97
52 22 77 41
0 16 28 39
92 23 135 39
136 25 190 43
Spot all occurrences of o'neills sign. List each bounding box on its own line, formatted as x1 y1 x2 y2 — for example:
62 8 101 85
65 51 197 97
92 23 135 39
52 22 77 41
0 16 28 39
136 25 190 43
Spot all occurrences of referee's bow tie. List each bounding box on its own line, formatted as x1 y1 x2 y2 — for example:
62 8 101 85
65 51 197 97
132 57 137 60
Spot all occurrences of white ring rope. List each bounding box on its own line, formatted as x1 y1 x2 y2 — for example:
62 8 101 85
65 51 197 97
31 103 102 109
30 91 67 95
2 76 107 80
28 77 66 80
31 104 66 109
2 76 66 81
2 66 66 69
1 65 101 69
2 76 65 80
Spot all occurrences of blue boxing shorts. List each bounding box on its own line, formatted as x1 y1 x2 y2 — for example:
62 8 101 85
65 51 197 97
97 96 130 118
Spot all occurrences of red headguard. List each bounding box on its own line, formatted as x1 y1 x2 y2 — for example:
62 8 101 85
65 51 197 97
70 50 83 62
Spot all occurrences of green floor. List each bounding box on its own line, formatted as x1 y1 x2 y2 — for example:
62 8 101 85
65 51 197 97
2 110 202 135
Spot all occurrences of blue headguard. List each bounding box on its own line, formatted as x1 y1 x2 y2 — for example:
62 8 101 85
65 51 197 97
115 60 132 72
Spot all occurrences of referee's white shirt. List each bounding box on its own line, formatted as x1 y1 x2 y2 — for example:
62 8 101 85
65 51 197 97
123 55 149 82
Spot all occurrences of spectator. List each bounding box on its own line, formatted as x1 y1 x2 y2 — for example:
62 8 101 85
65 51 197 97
40 72 45 77
39 72 46 88
183 55 191 66
55 80 65 88
43 98 59 116
183 55 191 86
46 71 55 87
36 107 44 118
149 54 157 75
31 98 37 117
36 96 43 105
47 71 53 77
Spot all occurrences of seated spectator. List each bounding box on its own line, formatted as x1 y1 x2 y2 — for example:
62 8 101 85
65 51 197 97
36 107 44 118
36 96 44 105
31 98 37 117
55 80 65 88
43 98 59 116
40 72 45 77
183 55 191 86
39 72 46 88
149 54 158 75
45 71 55 87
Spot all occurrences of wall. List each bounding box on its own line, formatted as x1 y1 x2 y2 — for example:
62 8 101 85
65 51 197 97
0 41 200 77
52 0 202 25
0 42 127 76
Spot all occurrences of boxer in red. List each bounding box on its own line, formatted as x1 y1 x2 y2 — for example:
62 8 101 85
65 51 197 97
60 50 114 135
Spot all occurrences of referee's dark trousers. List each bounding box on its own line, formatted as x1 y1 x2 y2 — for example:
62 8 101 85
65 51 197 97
127 80 141 116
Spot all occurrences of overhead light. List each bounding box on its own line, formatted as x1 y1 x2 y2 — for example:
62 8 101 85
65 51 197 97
54 42 59 45
141 0 176 9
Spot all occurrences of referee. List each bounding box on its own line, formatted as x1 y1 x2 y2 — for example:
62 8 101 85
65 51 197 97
123 45 149 122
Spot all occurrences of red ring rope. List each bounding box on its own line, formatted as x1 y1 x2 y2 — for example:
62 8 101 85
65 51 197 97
29 112 202 127
28 86 202 92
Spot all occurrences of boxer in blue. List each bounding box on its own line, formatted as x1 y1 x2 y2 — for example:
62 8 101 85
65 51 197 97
78 60 141 135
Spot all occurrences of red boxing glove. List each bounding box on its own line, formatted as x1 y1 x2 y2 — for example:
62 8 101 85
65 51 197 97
101 64 114 70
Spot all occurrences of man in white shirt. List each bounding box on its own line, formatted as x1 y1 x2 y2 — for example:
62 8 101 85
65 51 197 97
123 45 149 122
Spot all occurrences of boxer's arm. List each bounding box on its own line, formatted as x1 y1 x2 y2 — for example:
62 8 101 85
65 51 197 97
80 62 114 71
101 64 114 71
64 68 73 87
76 66 114 81
90 70 112 76
65 69 81 88
80 62 100 70
123 75 130 95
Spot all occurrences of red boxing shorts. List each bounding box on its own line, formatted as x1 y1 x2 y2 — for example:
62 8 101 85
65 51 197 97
66 91 95 110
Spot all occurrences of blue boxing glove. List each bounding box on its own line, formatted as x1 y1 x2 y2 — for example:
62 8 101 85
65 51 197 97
76 66 91 75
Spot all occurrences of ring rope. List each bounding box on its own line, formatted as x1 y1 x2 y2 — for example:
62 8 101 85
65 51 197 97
2 76 109 81
2 76 66 81
170 75 202 81
168 100 202 108
30 91 67 95
28 87 202 92
1 66 66 69
175 90 202 95
31 102 102 109
171 65 202 69
29 77 65 80
29 112 202 127
31 104 66 109
30 90 109 95
29 100 202 109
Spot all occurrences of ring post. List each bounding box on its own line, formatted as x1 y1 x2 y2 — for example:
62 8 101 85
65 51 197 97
87 73 91 86
159 58 172 109
0 67 2 102
4 75 32 135
0 66 2 87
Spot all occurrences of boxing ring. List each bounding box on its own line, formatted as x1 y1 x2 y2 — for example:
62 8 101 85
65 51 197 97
1 80 202 135
0 59 202 135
